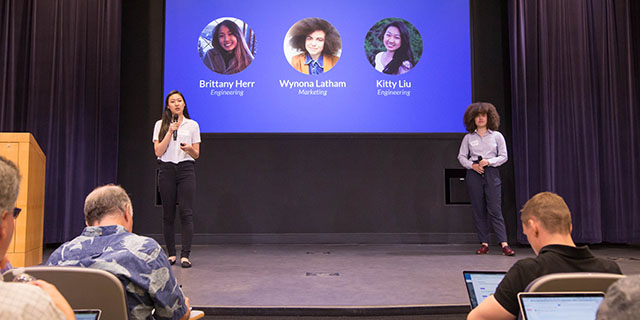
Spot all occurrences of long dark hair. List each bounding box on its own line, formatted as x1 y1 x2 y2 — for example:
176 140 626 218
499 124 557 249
158 90 190 141
212 20 253 74
381 20 414 75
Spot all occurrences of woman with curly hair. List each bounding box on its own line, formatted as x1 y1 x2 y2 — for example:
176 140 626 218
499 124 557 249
203 20 254 74
457 102 515 256
374 20 414 75
288 18 341 75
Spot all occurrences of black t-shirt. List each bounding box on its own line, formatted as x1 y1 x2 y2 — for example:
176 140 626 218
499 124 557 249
493 244 622 315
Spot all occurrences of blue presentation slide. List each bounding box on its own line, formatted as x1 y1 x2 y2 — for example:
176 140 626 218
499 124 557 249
164 0 471 133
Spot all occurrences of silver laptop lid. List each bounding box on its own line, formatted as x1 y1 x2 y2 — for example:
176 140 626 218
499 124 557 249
518 292 605 320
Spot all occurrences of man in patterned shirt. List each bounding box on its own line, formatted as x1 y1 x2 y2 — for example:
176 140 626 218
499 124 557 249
47 184 191 320
0 155 74 319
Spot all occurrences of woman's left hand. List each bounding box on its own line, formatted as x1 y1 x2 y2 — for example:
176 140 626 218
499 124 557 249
179 142 200 159
479 159 490 168
179 143 193 153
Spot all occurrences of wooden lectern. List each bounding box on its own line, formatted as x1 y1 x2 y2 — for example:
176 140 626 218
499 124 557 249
0 133 46 267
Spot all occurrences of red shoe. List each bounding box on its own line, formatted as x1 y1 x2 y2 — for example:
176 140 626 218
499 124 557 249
476 245 489 254
502 246 516 256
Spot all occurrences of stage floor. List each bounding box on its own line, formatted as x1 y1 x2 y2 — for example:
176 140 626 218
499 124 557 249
169 243 640 309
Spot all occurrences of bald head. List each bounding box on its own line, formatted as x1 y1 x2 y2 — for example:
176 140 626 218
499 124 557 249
84 185 132 225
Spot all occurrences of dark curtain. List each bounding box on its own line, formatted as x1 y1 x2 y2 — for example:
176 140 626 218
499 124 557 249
509 0 640 243
0 0 121 243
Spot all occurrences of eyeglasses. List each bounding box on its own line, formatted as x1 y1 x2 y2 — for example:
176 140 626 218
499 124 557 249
13 207 21 219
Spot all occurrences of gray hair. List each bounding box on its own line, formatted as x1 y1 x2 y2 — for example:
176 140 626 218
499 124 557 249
0 155 21 213
84 184 132 225
597 275 640 319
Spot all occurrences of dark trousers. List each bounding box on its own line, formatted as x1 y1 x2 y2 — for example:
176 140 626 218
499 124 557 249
158 160 195 258
466 167 508 244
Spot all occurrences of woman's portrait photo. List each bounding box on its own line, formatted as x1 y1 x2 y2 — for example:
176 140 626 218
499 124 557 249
365 18 423 75
198 18 256 75
284 18 342 75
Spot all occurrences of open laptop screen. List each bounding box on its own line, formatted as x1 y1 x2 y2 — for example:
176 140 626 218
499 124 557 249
463 271 506 308
518 292 604 320
73 309 101 320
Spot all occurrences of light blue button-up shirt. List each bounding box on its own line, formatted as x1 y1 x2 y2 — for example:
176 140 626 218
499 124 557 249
457 129 508 169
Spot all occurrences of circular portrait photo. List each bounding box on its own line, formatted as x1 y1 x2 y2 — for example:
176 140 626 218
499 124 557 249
198 17 256 75
283 17 342 75
364 18 423 75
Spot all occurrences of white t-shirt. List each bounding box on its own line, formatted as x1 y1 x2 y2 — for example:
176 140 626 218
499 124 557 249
374 52 386 72
152 118 201 163
374 52 412 74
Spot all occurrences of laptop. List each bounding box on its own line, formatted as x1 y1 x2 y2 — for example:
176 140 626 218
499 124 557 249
73 309 101 320
518 292 605 320
463 270 507 308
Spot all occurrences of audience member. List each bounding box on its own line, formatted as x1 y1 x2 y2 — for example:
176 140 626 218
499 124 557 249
47 184 191 320
0 155 74 319
597 274 640 320
467 192 622 320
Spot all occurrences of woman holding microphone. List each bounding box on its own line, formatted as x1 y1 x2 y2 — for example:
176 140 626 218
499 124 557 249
457 102 515 256
153 90 201 268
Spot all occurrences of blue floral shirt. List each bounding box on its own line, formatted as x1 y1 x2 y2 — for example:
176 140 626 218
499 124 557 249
46 225 188 320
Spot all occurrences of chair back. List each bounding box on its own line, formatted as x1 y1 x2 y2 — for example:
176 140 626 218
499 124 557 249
525 272 625 292
3 266 128 320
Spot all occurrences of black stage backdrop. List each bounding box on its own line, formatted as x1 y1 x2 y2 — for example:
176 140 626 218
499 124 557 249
509 0 640 243
118 0 515 245
0 0 121 243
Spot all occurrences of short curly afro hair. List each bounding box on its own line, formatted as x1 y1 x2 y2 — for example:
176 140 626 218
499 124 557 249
463 102 500 132
289 18 341 56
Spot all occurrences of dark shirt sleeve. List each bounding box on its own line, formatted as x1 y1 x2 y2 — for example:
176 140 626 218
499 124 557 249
493 259 539 315
608 261 623 274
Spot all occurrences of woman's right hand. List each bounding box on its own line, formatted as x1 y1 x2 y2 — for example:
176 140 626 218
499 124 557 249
168 121 179 134
472 163 484 175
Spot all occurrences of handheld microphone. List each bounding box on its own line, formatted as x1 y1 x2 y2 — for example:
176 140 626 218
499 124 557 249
172 114 178 141
474 156 484 177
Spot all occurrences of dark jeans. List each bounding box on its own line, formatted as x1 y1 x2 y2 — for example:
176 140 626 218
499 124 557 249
466 167 508 244
158 160 195 258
